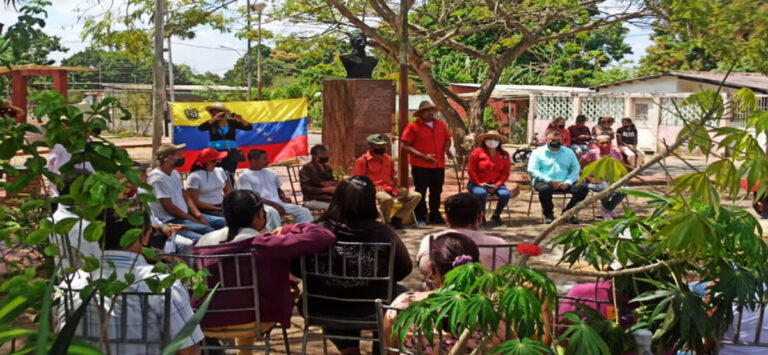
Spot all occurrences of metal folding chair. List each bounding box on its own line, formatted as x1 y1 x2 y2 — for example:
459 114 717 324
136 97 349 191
375 299 444 355
56 286 173 354
285 164 303 205
476 243 520 271
720 301 768 349
184 252 290 355
299 240 397 354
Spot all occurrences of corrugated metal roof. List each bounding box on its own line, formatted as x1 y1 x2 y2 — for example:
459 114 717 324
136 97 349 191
594 71 768 93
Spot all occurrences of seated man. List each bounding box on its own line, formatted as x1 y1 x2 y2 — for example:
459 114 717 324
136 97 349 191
527 130 589 224
299 144 337 210
352 134 422 229
579 135 627 220
416 193 510 284
50 169 100 269
54 203 203 354
568 114 592 157
147 143 226 241
237 149 313 232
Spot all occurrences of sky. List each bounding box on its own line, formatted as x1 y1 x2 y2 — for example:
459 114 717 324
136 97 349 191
1 0 654 76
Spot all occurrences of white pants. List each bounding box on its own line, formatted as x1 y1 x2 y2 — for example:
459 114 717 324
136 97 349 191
264 202 313 232
620 146 645 166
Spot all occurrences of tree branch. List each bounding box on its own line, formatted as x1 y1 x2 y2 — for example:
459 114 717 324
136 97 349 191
533 259 687 277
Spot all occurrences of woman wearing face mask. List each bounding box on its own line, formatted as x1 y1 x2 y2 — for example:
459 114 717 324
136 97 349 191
545 117 571 147
467 130 514 226
186 148 233 217
192 190 336 351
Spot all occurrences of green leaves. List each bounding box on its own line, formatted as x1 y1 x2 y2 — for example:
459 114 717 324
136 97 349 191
161 285 218 355
580 156 627 184
489 338 550 354
558 313 611 355
658 208 716 257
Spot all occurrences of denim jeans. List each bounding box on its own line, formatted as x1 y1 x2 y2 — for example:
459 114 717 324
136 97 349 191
467 182 510 217
169 214 226 241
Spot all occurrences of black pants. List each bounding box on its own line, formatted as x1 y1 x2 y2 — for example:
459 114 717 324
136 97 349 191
533 181 589 217
411 166 445 221
217 148 242 185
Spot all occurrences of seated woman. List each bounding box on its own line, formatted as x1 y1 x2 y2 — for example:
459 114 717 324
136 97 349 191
296 175 412 355
467 130 514 226
545 117 571 147
185 148 233 217
592 116 615 140
192 190 335 353
384 233 550 353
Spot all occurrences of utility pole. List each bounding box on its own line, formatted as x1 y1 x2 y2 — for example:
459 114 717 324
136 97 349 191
255 3 266 101
152 0 166 162
246 0 253 101
166 11 175 102
397 0 409 187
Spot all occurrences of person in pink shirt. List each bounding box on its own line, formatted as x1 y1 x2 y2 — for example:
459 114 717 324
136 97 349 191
579 134 627 220
416 193 510 286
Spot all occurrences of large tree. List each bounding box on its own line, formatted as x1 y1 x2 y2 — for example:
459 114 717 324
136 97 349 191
279 0 650 151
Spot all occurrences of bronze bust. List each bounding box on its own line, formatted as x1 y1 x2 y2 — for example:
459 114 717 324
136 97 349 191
340 31 379 79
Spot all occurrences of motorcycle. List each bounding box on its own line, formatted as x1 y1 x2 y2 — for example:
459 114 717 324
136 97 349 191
512 133 543 164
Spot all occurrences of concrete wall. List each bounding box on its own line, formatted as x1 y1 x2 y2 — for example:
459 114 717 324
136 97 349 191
597 76 679 93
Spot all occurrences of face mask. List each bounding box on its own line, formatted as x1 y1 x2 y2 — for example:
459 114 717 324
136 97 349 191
599 144 611 153
558 125 565 129
372 147 386 155
484 139 500 149
548 141 562 149
318 157 329 164
174 157 186 167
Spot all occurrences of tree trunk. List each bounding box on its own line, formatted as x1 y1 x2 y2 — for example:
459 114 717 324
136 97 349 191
151 0 166 164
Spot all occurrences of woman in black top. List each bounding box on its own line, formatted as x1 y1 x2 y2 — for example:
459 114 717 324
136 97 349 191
295 175 412 355
200 102 253 183
616 118 645 168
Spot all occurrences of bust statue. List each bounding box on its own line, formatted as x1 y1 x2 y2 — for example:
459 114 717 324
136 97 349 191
340 31 379 79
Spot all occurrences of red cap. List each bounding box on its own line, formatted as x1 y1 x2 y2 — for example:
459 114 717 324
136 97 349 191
197 148 228 164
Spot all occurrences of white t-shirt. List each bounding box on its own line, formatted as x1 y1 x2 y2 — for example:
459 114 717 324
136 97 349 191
50 205 101 270
48 144 95 197
147 168 187 223
236 168 281 203
186 167 228 205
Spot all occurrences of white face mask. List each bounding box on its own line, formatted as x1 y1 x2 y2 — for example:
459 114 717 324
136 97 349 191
484 139 500 149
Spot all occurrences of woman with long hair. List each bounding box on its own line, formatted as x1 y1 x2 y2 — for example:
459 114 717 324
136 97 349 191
186 148 232 217
467 130 515 226
306 175 412 355
545 117 571 146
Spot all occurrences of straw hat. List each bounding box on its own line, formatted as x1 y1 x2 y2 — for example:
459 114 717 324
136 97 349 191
205 102 231 114
413 101 437 118
156 143 187 160
0 103 25 118
476 130 508 144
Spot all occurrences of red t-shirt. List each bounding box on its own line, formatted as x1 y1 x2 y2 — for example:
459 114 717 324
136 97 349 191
352 152 397 195
545 126 571 146
468 147 511 186
401 119 452 168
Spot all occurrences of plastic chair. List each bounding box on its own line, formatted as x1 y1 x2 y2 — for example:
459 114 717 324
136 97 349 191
299 240 397 354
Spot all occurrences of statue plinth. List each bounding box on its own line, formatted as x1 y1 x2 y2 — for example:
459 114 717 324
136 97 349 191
322 79 396 173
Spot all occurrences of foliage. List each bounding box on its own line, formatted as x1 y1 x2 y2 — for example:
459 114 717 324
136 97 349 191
0 0 66 68
482 107 500 131
0 92 210 352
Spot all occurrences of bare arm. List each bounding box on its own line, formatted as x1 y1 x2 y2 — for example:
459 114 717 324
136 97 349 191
223 179 232 196
159 197 201 223
187 188 221 212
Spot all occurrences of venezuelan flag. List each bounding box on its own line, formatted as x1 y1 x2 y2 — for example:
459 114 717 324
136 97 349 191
170 98 309 172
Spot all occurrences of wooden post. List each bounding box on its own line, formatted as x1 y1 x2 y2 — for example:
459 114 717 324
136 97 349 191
397 0 409 188
52 70 69 100
151 0 166 163
11 71 27 123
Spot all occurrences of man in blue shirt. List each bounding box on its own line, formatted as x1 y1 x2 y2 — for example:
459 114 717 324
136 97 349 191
527 130 589 224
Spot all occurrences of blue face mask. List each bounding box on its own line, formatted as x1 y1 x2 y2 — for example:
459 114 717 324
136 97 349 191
217 125 230 136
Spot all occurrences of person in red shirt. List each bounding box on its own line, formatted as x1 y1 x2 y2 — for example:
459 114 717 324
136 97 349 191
545 117 571 147
352 134 422 229
467 130 513 226
401 101 454 226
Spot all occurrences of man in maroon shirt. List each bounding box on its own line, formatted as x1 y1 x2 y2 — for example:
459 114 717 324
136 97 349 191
401 101 454 226
568 114 592 157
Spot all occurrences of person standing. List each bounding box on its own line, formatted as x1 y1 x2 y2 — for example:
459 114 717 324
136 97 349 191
579 135 627 220
467 130 514 226
401 101 454 226
299 144 337 210
352 134 421 229
527 131 589 224
616 118 646 168
568 114 592 156
199 102 253 183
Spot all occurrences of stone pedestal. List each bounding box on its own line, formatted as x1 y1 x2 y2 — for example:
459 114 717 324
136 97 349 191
322 79 396 173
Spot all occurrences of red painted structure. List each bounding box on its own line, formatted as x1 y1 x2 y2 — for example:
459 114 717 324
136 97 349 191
0 64 97 122
448 84 524 135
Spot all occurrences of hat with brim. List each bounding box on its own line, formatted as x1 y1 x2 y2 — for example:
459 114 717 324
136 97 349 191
198 147 229 164
0 104 25 117
205 102 231 114
413 100 438 118
367 134 388 145
132 161 151 171
476 130 508 144
156 143 187 160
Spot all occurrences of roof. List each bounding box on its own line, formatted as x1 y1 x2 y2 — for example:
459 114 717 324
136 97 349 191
100 83 247 91
0 64 97 75
594 71 768 93
452 83 592 99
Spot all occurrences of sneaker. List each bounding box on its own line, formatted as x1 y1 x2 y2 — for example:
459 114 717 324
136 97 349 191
491 214 503 226
570 216 580 224
600 207 614 220
416 219 428 227
610 209 621 219
544 215 555 224
389 217 405 230
429 215 446 225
